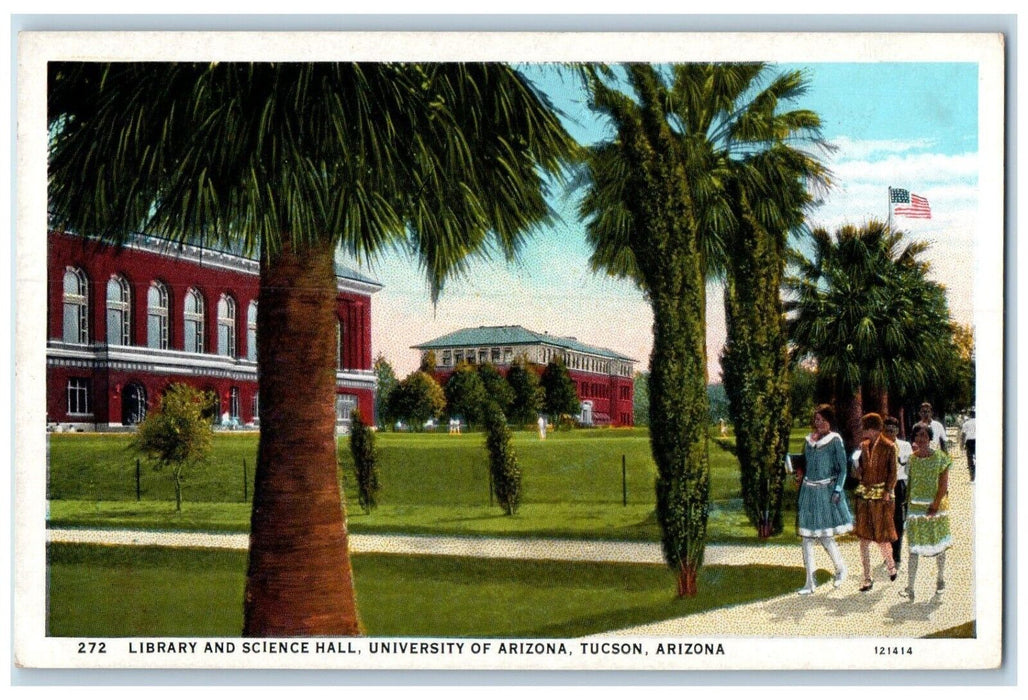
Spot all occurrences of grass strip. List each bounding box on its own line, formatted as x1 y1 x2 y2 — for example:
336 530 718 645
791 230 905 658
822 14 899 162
47 542 805 638
47 499 799 545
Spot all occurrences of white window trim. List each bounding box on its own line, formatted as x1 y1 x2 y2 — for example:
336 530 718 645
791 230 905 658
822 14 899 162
147 281 170 350
184 288 206 354
66 377 92 416
63 267 89 344
107 275 131 346
217 294 237 358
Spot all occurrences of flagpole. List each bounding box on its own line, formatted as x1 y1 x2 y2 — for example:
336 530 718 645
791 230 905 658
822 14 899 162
887 186 892 230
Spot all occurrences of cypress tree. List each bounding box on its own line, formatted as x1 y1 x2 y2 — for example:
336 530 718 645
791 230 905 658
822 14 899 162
348 408 380 514
483 401 522 515
721 188 793 538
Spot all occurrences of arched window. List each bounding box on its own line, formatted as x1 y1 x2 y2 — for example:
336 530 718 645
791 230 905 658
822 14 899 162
246 301 258 362
184 288 206 353
106 274 131 346
147 281 170 349
62 267 89 344
217 294 236 357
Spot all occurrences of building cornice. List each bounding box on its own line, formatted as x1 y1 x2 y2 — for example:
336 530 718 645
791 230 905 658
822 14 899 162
54 230 382 296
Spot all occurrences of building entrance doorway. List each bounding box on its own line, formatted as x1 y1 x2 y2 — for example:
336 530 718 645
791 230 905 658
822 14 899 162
580 400 593 426
121 382 147 425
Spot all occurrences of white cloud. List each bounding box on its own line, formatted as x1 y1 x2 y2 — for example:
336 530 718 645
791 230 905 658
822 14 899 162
801 138 982 329
829 151 978 187
829 135 940 161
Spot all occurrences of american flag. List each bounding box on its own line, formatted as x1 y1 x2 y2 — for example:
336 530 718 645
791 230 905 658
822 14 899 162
890 188 932 219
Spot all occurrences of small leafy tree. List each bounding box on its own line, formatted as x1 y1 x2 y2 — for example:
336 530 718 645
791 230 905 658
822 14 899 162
388 371 446 430
506 356 542 426
419 350 438 373
483 401 521 515
541 358 580 424
348 409 380 514
132 383 215 512
477 363 515 415
373 354 400 428
444 362 489 428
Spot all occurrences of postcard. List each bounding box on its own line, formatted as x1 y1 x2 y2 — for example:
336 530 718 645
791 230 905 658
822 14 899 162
14 29 1005 672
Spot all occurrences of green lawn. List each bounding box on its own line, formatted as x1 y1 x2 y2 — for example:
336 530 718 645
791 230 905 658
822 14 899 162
47 428 811 544
47 542 809 638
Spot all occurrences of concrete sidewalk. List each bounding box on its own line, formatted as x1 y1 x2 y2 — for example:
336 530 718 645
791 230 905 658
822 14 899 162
598 440 977 639
45 527 797 567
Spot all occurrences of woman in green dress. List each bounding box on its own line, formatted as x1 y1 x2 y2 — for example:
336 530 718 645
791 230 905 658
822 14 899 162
900 423 953 601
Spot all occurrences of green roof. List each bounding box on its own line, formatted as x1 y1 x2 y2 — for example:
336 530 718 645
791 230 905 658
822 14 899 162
413 325 636 363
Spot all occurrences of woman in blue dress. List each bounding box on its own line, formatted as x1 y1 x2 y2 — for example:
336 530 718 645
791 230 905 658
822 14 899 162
795 404 853 594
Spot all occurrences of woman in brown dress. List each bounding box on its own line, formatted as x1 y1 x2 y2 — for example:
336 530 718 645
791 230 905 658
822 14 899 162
853 412 898 592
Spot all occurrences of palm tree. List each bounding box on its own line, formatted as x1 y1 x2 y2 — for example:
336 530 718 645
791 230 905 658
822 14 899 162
579 63 825 593
720 127 832 537
48 62 576 635
786 220 953 448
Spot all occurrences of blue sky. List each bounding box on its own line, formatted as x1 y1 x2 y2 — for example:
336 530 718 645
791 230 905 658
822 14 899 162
364 62 981 378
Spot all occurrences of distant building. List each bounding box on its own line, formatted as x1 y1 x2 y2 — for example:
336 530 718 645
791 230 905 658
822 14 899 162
47 229 380 431
413 325 636 427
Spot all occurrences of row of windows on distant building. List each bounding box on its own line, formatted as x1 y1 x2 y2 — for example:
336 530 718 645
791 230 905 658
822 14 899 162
64 375 258 422
63 267 258 358
63 267 354 368
435 344 632 377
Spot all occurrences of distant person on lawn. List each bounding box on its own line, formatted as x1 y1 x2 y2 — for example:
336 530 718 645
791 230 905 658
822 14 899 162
794 404 852 595
900 423 953 602
537 414 547 440
853 412 898 592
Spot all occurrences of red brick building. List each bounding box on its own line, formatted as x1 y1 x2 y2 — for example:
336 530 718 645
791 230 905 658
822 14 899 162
47 230 380 431
413 325 636 426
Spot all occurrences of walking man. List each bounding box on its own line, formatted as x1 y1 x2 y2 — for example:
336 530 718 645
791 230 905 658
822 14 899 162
917 402 948 453
885 416 912 567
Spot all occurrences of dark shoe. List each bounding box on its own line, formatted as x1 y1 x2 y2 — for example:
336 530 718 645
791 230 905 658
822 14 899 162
888 565 898 582
899 588 915 602
860 580 874 592
936 580 946 592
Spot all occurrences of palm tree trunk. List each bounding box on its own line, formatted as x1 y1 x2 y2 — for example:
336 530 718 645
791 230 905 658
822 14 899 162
837 388 864 453
243 240 360 636
648 264 710 598
721 209 791 539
